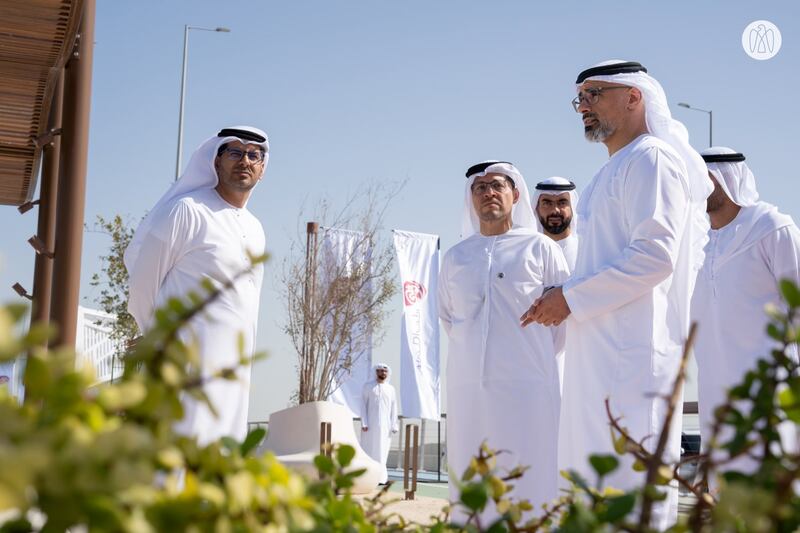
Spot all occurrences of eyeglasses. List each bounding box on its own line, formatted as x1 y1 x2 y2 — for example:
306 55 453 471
471 179 512 195
571 86 629 112
221 147 266 163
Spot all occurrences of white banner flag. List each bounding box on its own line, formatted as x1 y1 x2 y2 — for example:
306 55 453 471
322 227 373 418
393 230 440 420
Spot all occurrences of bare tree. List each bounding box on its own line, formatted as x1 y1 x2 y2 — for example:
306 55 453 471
280 182 402 404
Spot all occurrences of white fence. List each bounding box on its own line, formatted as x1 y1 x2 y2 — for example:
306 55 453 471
76 306 125 384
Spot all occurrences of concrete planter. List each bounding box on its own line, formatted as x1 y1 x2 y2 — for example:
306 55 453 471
257 400 383 493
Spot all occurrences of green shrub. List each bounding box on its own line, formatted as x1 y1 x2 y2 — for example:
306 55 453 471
2 274 799 532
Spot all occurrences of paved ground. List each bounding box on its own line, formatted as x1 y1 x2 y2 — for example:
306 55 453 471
356 483 448 526
360 478 700 526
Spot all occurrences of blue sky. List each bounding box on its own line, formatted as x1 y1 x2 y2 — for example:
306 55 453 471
1 1 798 419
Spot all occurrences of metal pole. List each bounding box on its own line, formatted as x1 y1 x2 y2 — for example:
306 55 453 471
50 0 95 351
31 72 63 327
437 419 441 482
175 24 189 180
709 110 713 148
302 222 319 401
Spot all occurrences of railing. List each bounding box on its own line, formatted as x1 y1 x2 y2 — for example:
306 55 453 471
248 414 447 477
75 306 125 384
249 403 701 482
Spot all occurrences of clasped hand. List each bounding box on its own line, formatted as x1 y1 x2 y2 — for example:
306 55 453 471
520 286 571 327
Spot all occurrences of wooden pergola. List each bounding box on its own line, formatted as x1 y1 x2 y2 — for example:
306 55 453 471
0 0 96 347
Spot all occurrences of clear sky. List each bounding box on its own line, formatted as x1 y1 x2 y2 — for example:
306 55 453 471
1 1 798 421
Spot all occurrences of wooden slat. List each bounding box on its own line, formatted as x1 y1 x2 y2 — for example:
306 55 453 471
0 0 83 205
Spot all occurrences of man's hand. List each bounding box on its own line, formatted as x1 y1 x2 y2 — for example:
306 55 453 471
362 426 369 432
520 286 571 327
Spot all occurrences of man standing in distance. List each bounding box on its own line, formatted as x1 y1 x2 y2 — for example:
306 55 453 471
439 161 569 521
522 61 711 528
533 177 579 271
361 363 399 485
125 126 269 445
692 147 800 486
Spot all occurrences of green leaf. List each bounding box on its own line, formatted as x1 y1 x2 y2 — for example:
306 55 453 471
240 428 266 457
24 323 56 346
779 279 800 307
336 445 356 468
767 323 783 341
643 484 668 501
565 469 592 493
5 303 28 322
167 297 186 315
220 437 238 453
589 454 619 477
460 482 489 512
0 517 34 532
600 493 636 523
328 498 352 522
22 354 50 398
485 520 508 533
314 455 335 475
778 388 800 423
334 473 356 489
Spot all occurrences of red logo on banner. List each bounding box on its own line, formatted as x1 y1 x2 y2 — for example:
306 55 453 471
403 281 426 306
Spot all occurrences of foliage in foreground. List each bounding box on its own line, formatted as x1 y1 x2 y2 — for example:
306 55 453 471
0 258 390 532
1 276 799 531
442 279 800 533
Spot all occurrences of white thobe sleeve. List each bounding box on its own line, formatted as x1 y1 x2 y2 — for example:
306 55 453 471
544 241 571 352
437 255 454 335
563 149 689 322
765 225 800 286
126 202 193 332
361 384 370 429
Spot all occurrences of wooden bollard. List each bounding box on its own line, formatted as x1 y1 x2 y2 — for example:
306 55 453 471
404 424 420 500
319 421 332 458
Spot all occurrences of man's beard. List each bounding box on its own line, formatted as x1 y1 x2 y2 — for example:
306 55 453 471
539 213 572 235
583 114 615 143
706 179 727 213
706 190 727 213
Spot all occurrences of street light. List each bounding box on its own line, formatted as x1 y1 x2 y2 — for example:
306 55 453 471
175 25 230 180
677 102 713 148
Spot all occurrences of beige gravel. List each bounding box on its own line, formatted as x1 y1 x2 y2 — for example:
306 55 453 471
355 491 448 526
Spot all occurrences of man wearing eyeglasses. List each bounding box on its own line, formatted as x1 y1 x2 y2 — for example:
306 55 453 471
125 126 269 446
439 161 569 522
521 61 712 529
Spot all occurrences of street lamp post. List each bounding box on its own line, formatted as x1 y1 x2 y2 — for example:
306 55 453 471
677 102 713 148
175 25 230 180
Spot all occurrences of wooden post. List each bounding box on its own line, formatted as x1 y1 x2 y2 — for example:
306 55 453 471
319 421 332 458
404 424 420 500
403 423 411 491
326 421 332 456
49 0 95 350
31 72 63 330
